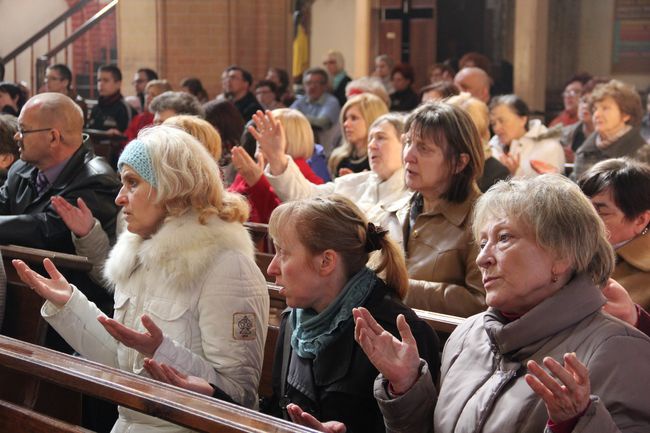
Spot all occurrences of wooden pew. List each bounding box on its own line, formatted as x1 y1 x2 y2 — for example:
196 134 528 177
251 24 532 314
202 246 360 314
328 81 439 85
0 400 92 433
0 335 316 433
0 244 93 425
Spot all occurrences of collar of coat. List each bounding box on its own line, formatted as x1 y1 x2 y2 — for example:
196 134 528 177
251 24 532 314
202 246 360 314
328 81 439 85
103 211 254 291
617 230 650 272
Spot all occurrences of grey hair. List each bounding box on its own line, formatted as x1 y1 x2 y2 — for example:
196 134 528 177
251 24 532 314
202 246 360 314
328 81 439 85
472 174 615 287
149 91 204 118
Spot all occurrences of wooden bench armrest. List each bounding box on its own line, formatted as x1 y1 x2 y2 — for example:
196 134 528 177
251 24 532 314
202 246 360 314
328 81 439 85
0 245 92 272
0 336 316 433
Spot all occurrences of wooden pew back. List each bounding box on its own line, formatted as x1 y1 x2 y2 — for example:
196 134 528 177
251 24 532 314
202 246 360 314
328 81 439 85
0 335 316 433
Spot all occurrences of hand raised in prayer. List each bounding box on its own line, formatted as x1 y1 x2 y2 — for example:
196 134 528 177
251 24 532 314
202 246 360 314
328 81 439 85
98 314 163 358
232 146 264 186
602 278 638 326
248 110 288 175
353 307 420 394
286 403 347 433
143 358 214 396
526 353 591 424
13 259 73 308
51 196 95 238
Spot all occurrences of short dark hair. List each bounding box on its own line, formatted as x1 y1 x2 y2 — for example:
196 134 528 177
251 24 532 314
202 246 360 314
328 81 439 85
149 91 204 117
98 64 122 82
268 67 289 94
578 158 650 221
405 102 485 203
180 77 208 101
137 68 158 81
255 79 279 98
489 94 530 129
48 64 73 90
564 72 593 89
391 63 415 84
203 100 245 149
0 114 19 159
303 67 329 85
420 81 460 100
226 66 253 86
0 82 27 113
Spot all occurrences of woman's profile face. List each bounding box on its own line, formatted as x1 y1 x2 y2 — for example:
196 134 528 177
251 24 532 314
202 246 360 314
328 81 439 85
115 165 167 239
368 121 402 180
0 91 17 111
392 72 410 92
592 96 630 138
590 187 640 246
490 104 527 146
342 105 367 146
375 59 390 78
476 215 564 315
267 228 330 312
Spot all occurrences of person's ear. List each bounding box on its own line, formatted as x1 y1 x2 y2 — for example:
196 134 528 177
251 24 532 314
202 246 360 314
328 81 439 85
50 128 62 145
454 153 470 174
0 153 15 170
551 256 573 280
318 249 338 276
633 210 650 235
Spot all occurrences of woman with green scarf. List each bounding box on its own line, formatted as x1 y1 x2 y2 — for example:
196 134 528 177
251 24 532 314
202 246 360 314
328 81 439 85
263 195 439 433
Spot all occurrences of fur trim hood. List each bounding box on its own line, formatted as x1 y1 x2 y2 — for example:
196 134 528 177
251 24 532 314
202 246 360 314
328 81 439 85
103 212 255 291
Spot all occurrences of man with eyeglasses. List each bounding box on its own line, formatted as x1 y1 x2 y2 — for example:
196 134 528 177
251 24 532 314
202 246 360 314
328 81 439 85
0 92 120 312
132 67 158 112
222 65 262 121
44 63 88 121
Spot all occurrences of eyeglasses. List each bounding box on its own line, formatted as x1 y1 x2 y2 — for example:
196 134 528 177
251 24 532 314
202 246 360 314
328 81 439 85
563 90 579 97
16 127 53 139
44 76 63 82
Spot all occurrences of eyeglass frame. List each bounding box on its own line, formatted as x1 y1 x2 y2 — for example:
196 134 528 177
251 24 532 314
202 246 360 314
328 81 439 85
16 127 54 139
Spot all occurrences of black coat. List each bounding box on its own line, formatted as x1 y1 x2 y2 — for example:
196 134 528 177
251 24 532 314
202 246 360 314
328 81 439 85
0 143 120 310
266 279 440 433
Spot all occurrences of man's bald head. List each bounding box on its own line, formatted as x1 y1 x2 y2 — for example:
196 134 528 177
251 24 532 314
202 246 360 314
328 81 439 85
22 93 83 148
454 67 491 103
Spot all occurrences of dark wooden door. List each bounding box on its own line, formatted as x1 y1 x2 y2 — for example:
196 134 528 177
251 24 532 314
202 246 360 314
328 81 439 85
372 0 437 91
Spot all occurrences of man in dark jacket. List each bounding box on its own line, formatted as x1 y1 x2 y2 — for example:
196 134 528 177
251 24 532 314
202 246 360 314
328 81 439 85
87 64 134 133
223 65 262 121
3 92 120 311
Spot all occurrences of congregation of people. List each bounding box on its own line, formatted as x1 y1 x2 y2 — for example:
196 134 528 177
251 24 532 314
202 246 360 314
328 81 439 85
1 47 650 433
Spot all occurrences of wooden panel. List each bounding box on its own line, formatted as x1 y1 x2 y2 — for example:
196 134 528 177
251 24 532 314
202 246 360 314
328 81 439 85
379 0 402 8
378 20 402 65
0 400 91 433
410 18 436 90
0 336 315 433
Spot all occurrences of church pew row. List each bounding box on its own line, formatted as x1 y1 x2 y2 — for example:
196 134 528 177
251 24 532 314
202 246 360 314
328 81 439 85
0 335 316 433
0 400 92 433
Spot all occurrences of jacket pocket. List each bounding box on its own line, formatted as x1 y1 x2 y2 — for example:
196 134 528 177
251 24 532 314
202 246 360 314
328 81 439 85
145 299 191 346
112 291 130 323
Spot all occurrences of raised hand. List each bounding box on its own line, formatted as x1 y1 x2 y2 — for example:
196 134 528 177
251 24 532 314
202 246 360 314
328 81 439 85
143 358 214 396
525 353 591 424
231 146 263 186
499 152 521 175
353 307 420 394
13 258 73 307
602 278 638 326
51 196 95 237
98 314 163 358
286 403 347 433
248 110 288 175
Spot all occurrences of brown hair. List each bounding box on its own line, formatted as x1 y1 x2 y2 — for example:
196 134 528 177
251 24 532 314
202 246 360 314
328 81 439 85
590 80 643 127
268 195 409 298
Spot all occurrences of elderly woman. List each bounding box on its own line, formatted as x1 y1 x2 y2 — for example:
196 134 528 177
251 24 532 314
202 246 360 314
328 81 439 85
328 93 389 177
323 50 351 107
228 108 323 223
489 94 565 176
399 102 485 317
124 79 173 141
149 91 204 125
354 174 650 433
15 126 269 432
578 158 650 310
572 80 649 179
254 111 409 245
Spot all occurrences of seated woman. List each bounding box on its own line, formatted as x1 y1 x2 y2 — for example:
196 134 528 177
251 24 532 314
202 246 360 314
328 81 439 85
124 79 173 141
355 174 650 433
400 102 486 317
328 93 388 178
254 111 409 244
0 82 27 116
14 126 269 431
578 158 650 310
573 79 649 180
229 108 323 223
489 94 565 176
389 63 419 112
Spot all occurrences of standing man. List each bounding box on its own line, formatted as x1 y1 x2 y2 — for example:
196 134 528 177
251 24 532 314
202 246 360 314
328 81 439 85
290 67 341 155
132 67 158 111
87 64 134 133
222 65 262 121
3 92 120 309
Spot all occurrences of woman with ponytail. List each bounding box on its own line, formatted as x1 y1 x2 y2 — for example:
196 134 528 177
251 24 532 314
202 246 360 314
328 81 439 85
262 195 439 433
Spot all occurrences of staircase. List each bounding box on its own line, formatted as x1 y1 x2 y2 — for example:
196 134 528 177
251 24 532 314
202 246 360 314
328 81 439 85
1 0 118 99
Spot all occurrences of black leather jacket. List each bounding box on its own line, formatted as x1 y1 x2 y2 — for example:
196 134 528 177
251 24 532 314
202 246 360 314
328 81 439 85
0 142 120 254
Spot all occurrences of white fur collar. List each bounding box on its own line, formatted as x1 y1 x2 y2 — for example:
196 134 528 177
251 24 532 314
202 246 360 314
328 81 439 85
103 212 254 290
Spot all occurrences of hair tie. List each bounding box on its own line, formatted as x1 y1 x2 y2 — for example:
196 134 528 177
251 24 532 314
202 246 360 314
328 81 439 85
365 222 388 252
